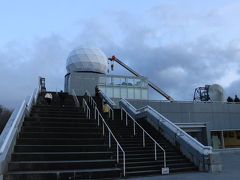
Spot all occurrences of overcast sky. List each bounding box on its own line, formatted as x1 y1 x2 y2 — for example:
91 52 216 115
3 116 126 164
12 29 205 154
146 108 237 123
1 0 240 108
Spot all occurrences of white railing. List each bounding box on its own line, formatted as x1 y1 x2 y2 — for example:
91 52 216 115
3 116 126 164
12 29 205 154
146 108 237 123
72 89 80 107
0 85 40 159
121 107 168 172
94 106 126 176
82 98 91 119
85 90 114 120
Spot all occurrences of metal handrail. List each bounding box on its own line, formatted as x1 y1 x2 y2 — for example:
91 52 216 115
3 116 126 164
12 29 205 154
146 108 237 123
121 107 167 168
0 86 40 154
85 90 114 120
137 105 212 154
82 98 91 119
72 89 80 107
94 106 126 176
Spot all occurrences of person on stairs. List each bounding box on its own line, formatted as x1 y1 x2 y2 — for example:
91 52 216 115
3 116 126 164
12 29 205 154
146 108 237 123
59 90 66 107
45 92 53 105
102 101 110 120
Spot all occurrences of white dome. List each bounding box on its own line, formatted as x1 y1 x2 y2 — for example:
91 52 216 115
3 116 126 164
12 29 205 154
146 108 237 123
66 47 108 74
208 84 225 101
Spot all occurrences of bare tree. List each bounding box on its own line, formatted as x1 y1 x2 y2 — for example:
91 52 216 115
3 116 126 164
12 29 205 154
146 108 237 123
0 105 13 133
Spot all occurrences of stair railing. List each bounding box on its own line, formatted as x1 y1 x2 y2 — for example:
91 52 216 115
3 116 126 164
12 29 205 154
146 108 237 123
94 106 126 176
82 98 91 119
121 107 169 174
0 86 40 175
98 90 115 120
72 89 80 107
85 90 114 120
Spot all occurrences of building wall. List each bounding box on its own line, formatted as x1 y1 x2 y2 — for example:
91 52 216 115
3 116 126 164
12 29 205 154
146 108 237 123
127 99 240 146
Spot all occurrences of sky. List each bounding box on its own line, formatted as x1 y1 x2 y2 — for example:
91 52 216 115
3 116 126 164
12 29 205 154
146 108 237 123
1 0 240 108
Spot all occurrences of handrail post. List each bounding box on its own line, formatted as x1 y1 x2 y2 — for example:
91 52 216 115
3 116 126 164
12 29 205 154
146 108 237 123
109 132 111 148
123 152 126 176
133 121 136 136
143 131 145 147
125 112 128 126
121 108 123 120
154 143 157 160
117 145 119 163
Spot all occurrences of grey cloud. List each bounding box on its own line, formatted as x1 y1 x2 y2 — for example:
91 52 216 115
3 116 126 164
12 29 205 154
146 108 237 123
1 3 240 108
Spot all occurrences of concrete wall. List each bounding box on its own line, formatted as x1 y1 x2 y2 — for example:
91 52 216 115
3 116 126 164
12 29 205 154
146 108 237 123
124 99 240 145
65 72 101 96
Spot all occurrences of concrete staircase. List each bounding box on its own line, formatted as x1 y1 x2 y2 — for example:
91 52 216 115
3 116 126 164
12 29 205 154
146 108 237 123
4 92 121 180
106 109 198 177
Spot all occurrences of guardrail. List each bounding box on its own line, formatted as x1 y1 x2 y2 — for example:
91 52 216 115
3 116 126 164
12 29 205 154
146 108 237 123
72 89 80 107
119 98 212 171
121 107 168 173
94 106 126 176
0 86 40 173
82 98 91 119
86 90 114 120
80 92 126 176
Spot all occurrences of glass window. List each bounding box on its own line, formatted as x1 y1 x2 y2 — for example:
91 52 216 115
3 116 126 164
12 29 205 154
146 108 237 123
113 87 120 98
134 88 141 99
211 131 223 149
141 89 148 99
113 77 121 86
106 77 112 86
106 87 113 98
121 77 127 86
127 78 134 86
223 130 240 148
121 88 127 98
134 79 142 87
98 77 106 85
128 88 134 99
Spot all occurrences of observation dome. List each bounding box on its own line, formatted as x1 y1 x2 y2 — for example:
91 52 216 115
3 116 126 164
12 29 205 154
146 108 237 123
66 47 108 74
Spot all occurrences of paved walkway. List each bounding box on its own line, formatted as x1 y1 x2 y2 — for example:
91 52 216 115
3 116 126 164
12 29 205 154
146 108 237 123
124 152 240 180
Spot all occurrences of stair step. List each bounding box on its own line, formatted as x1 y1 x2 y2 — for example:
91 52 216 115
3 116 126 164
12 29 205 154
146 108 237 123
5 168 121 180
25 117 96 123
21 127 101 133
12 152 113 161
8 159 117 171
16 138 106 145
19 132 102 138
23 121 98 127
14 145 108 152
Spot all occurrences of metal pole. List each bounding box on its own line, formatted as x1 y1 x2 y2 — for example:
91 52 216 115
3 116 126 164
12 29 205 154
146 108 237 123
125 112 128 126
103 123 105 136
163 151 166 168
121 108 123 120
154 143 157 160
97 113 100 126
109 132 111 148
117 145 119 163
133 121 136 136
143 131 145 147
123 152 126 176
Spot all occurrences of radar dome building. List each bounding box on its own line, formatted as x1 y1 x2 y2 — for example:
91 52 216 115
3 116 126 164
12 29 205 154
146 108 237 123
65 47 149 99
66 47 108 74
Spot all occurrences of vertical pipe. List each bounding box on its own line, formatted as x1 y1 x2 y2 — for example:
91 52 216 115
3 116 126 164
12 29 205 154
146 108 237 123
121 108 123 120
154 143 157 160
125 112 128 126
143 131 145 147
117 145 119 163
97 113 100 126
123 152 126 176
103 123 105 136
109 132 111 148
133 121 136 136
163 151 166 168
